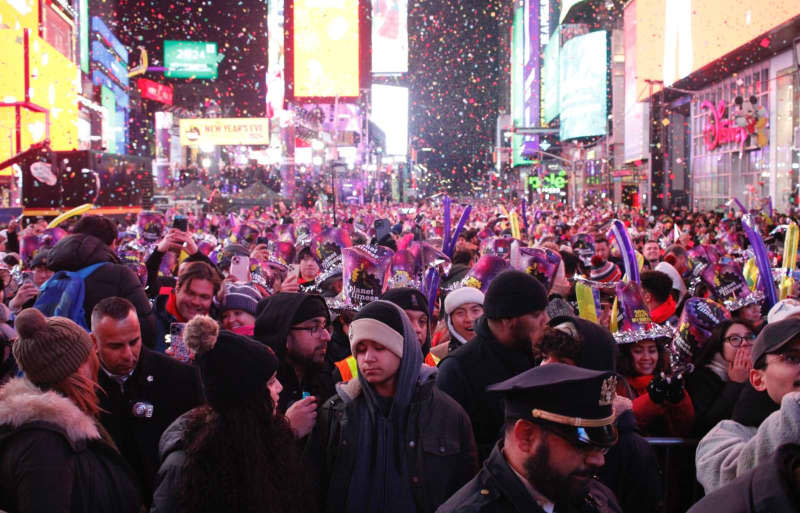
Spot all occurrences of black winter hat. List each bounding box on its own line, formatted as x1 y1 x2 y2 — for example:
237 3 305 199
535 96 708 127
484 270 548 319
549 315 618 372
380 287 429 313
185 315 278 411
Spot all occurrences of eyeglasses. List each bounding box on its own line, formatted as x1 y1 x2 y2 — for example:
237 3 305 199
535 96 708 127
291 322 331 337
723 334 756 347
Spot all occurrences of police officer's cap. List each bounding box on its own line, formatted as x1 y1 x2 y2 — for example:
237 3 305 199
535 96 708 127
488 363 618 448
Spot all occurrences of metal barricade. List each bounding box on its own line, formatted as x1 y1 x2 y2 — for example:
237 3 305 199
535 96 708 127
645 437 704 513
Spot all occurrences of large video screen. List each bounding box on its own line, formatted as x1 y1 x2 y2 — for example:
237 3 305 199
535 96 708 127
372 0 408 74
285 0 370 102
371 84 408 156
541 31 560 124
559 31 607 140
635 1 800 96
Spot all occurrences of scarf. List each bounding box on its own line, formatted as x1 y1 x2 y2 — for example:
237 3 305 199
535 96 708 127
649 296 677 324
165 291 187 322
346 302 423 513
705 352 729 382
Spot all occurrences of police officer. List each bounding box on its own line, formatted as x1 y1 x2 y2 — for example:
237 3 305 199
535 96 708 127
437 363 623 513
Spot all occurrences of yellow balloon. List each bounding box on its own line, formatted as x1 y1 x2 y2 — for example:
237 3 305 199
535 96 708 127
47 204 94 228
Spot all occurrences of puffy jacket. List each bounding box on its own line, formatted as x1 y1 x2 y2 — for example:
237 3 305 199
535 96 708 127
686 364 745 437
305 371 479 513
624 374 695 436
688 443 800 513
436 316 536 459
436 441 622 513
47 233 157 346
0 378 142 513
696 391 800 493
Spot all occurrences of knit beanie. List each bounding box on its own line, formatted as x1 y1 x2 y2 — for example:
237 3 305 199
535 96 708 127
484 270 548 320
185 315 279 411
589 256 622 283
380 287 429 313
349 300 405 358
444 286 485 315
218 283 262 316
291 295 330 325
12 308 92 387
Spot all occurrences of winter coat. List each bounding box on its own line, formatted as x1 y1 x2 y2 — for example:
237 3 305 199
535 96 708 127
151 293 178 353
149 410 196 513
436 316 536 459
688 443 800 513
254 293 335 413
98 347 205 505
696 391 800 494
0 378 142 513
598 409 664 513
686 363 745 437
624 374 695 436
47 233 157 346
305 371 479 513
435 441 622 513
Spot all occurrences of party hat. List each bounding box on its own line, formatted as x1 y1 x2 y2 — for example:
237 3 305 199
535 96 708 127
342 245 395 308
613 281 674 344
461 255 509 294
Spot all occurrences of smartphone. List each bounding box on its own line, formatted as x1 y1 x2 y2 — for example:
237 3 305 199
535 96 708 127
169 323 191 363
256 236 270 245
374 218 391 241
172 216 188 232
230 255 251 282
21 271 33 285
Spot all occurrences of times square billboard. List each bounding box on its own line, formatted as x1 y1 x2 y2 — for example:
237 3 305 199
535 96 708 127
511 0 541 167
284 0 371 103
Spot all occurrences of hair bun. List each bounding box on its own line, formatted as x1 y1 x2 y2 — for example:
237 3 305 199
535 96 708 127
14 308 48 339
185 315 219 355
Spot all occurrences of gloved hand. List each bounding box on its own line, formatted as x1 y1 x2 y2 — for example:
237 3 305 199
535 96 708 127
648 373 685 404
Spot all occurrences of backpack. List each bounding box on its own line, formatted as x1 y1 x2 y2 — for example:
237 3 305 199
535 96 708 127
33 262 107 329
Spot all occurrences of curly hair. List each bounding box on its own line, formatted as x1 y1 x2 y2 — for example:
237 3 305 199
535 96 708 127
179 398 314 513
538 327 582 363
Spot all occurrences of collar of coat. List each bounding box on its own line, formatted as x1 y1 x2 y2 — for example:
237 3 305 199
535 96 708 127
0 377 100 444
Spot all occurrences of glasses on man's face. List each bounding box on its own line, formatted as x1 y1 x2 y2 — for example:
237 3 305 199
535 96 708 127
724 333 756 347
291 322 331 337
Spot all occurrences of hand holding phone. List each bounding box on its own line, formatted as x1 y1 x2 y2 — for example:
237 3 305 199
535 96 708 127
168 323 191 363
229 255 251 282
172 216 188 232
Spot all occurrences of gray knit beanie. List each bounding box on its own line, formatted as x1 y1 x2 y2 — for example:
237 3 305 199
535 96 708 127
13 308 93 386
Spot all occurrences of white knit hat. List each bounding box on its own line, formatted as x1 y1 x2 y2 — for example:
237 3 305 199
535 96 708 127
444 286 485 315
655 261 687 304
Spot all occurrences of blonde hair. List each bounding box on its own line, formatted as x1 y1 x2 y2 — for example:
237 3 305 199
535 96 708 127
49 351 102 418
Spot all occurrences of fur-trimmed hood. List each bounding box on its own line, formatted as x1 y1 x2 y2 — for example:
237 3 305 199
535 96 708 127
0 377 100 444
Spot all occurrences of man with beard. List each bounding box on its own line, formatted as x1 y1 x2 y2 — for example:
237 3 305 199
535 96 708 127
437 364 623 513
255 292 334 438
437 270 550 460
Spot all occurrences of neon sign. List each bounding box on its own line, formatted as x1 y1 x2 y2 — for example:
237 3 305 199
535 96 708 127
701 100 765 152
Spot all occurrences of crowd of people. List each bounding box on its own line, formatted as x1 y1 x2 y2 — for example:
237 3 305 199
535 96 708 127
0 197 798 513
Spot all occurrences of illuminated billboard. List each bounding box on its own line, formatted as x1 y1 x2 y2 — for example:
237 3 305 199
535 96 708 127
371 84 408 156
164 40 221 79
179 118 270 146
0 0 38 31
372 0 408 74
285 0 371 102
510 7 533 167
266 0 285 117
635 1 800 97
0 29 80 162
559 31 607 140
541 32 559 123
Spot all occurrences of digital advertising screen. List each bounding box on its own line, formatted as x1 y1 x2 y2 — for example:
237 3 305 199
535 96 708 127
164 40 220 79
559 30 607 140
179 118 270 146
635 1 800 96
370 84 408 156
541 31 560 124
284 0 371 102
372 0 408 74
0 0 38 32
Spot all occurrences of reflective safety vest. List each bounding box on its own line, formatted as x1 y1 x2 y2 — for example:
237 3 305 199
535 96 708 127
335 352 442 382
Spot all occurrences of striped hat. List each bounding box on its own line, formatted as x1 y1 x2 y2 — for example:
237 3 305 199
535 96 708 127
590 256 622 283
218 283 262 316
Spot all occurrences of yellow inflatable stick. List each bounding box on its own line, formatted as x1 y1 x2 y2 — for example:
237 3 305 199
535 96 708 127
47 203 94 228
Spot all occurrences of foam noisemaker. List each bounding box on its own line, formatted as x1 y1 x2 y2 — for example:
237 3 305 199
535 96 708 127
47 203 94 228
780 223 799 300
608 219 639 284
742 214 778 308
520 199 529 235
510 211 521 240
575 280 601 323
442 196 452 256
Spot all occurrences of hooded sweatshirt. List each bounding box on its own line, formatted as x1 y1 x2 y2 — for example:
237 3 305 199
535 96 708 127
254 292 334 412
341 300 424 513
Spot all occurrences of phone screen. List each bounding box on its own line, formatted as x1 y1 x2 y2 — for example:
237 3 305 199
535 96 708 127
172 216 188 232
230 255 251 282
169 323 190 362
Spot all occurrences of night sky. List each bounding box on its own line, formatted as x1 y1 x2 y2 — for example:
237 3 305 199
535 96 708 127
101 0 508 180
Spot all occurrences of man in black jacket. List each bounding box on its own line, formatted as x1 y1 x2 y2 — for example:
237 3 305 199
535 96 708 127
91 297 205 505
437 270 549 459
47 215 157 345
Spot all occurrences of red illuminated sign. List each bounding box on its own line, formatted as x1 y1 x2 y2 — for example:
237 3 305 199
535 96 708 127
137 78 173 105
701 100 760 152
